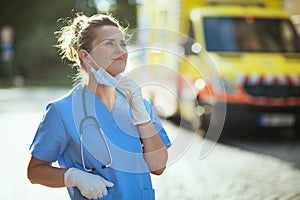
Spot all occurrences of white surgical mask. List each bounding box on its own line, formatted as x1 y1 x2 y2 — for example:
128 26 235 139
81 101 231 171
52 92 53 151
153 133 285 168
83 50 126 96
83 50 116 86
89 67 117 88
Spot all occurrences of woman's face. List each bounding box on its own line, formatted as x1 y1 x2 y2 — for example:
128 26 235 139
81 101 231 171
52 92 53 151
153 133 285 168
89 25 127 76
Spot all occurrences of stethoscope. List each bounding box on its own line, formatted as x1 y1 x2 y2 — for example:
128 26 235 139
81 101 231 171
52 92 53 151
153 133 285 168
79 87 113 172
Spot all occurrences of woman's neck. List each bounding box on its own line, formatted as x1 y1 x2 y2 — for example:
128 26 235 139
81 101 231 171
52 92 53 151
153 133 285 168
85 82 117 112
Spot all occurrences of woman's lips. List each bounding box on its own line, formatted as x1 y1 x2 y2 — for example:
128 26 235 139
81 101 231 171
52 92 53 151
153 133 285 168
113 56 125 61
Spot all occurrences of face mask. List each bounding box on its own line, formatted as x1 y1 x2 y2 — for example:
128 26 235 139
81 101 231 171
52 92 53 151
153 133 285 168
83 50 126 96
82 50 116 86
89 67 117 88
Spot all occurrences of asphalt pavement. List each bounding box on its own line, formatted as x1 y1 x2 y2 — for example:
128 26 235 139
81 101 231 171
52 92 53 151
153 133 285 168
1 87 300 200
219 128 300 169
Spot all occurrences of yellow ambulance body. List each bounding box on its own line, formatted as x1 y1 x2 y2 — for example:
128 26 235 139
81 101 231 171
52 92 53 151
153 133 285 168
134 0 300 135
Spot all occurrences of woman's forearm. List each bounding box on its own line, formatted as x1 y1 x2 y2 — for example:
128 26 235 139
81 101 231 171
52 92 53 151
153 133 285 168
27 156 67 188
137 121 168 175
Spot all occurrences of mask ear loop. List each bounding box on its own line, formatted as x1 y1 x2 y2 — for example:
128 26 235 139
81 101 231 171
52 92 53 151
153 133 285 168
82 50 103 71
81 50 106 85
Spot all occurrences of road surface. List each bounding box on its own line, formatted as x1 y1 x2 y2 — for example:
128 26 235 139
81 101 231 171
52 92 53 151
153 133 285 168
1 87 300 200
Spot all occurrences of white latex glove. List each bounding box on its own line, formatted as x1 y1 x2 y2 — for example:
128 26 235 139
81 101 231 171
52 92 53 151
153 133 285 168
116 76 151 125
64 168 114 199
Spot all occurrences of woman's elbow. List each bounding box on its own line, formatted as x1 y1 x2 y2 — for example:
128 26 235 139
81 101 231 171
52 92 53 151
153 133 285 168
27 156 47 184
27 166 37 184
151 166 166 175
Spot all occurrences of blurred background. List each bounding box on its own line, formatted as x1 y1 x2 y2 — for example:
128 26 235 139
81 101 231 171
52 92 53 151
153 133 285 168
1 0 300 199
0 0 299 87
0 0 138 87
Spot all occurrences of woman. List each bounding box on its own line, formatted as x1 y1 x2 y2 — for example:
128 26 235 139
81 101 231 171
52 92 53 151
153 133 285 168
27 13 171 200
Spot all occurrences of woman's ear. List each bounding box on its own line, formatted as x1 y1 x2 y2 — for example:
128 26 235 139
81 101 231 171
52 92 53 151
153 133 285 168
78 49 89 62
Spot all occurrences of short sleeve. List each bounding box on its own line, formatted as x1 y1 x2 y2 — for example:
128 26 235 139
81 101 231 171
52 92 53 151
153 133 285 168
144 100 171 148
29 103 69 162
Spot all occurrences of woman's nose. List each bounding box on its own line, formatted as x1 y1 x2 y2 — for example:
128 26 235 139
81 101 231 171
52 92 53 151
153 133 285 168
115 44 127 54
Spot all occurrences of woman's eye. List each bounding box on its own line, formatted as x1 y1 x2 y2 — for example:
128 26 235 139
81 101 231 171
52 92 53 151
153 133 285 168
121 42 127 48
105 41 114 45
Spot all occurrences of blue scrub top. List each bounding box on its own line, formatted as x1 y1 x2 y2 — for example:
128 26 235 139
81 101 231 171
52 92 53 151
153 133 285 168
30 85 171 200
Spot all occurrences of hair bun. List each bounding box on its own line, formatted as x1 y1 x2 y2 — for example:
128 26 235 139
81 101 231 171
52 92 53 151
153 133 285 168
55 13 88 64
70 14 88 50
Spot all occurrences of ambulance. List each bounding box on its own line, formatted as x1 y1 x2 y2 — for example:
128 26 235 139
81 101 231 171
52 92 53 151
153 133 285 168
130 0 300 136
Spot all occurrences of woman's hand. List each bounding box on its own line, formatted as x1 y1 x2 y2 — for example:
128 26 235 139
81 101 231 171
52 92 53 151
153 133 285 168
27 156 114 199
64 168 114 199
116 76 150 124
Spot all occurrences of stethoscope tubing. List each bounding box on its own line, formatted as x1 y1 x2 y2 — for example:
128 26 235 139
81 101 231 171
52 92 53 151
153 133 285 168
80 87 113 171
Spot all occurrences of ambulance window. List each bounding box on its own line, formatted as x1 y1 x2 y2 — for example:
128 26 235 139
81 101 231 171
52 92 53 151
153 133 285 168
260 19 300 52
279 21 300 52
203 17 300 52
203 17 238 52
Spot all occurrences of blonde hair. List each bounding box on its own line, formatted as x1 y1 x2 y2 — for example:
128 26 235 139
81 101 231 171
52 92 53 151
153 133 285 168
55 13 125 84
